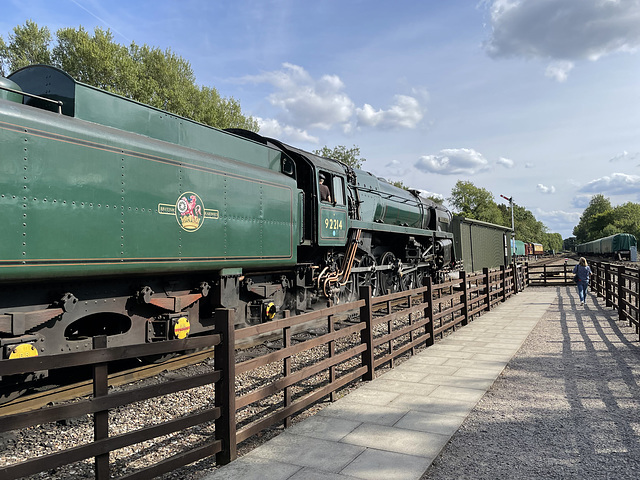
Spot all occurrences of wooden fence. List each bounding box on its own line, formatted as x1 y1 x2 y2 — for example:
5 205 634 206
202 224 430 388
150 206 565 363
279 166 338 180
0 263 526 479
590 261 640 339
526 261 575 286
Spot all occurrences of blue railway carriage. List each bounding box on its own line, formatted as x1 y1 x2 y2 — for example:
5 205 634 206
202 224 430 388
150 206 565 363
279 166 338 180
576 233 638 261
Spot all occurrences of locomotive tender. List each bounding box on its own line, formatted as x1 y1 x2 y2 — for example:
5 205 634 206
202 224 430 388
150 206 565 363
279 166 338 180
0 65 457 372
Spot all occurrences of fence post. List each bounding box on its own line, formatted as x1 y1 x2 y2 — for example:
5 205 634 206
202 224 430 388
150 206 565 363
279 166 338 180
215 308 237 465
605 264 612 308
359 286 374 381
525 262 530 287
501 265 507 302
328 312 337 402
283 310 292 426
461 271 469 326
618 266 625 322
512 261 518 294
93 335 109 480
483 268 491 312
424 277 435 346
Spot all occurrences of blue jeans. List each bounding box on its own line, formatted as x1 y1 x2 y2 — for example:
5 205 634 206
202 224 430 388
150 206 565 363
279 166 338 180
577 281 588 303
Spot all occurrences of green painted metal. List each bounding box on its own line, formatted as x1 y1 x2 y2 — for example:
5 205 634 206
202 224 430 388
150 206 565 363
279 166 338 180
0 77 23 102
451 216 511 273
8 65 281 171
577 233 638 255
512 239 526 256
318 206 348 245
0 91 299 281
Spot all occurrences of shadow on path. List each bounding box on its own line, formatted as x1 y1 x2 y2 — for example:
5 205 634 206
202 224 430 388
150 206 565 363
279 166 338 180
423 287 640 480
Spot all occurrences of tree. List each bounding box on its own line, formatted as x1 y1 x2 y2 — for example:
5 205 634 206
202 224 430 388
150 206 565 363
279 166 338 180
544 232 563 253
448 180 504 225
572 194 613 243
314 145 366 169
1 22 258 131
609 202 640 241
0 20 52 76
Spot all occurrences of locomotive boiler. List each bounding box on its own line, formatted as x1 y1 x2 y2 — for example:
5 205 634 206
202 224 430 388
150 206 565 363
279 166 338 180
0 65 457 393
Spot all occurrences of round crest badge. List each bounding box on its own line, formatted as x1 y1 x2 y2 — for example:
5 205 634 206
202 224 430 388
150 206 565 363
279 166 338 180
175 192 204 232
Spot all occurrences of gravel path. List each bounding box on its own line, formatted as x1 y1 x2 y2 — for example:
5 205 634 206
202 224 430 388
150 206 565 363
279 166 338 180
422 287 640 480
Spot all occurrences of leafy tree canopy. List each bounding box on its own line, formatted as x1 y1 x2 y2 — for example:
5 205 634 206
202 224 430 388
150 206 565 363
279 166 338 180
449 180 504 225
573 194 640 244
449 180 562 251
0 22 258 131
314 145 366 169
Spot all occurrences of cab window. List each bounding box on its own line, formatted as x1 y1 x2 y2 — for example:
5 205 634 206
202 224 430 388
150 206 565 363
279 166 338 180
319 171 332 203
332 176 345 205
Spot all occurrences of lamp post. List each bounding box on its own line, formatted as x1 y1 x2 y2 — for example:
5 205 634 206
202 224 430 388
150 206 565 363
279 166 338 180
500 194 515 245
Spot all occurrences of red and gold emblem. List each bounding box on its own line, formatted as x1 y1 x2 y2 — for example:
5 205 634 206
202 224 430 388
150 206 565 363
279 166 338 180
176 192 204 231
158 191 219 232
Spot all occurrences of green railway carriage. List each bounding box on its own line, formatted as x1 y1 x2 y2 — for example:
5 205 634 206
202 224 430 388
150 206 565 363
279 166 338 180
0 66 460 393
576 233 637 260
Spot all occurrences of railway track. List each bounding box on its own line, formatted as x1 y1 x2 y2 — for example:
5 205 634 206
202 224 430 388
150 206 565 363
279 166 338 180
0 347 216 416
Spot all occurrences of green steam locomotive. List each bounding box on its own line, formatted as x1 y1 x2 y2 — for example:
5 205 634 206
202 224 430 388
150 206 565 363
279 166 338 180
0 65 456 371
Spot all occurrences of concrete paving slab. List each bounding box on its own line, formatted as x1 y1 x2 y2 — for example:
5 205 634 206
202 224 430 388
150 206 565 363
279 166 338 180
394 410 464 436
359 378 439 396
389 393 476 417
288 468 360 480
318 401 409 426
395 363 459 376
429 384 487 403
285 414 361 442
248 433 366 473
419 373 496 390
204 455 302 480
205 288 558 480
341 422 450 457
340 448 432 480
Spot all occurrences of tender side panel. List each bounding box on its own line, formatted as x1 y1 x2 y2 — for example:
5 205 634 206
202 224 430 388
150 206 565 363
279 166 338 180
0 101 297 281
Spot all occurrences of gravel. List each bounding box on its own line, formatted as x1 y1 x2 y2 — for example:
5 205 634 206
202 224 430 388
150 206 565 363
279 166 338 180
0 312 413 480
422 288 640 480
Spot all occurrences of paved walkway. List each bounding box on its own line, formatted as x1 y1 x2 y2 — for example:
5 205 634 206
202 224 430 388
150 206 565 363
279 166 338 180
206 288 559 480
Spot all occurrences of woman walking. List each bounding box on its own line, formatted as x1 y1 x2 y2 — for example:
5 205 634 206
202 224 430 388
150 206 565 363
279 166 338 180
573 257 592 306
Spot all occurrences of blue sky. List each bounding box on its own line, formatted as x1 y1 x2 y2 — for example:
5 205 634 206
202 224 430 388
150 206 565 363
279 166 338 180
2 0 640 239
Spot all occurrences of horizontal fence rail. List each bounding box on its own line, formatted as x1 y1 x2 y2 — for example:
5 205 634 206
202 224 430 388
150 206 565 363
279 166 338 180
0 310 234 480
590 261 640 339
1 263 529 478
526 261 575 286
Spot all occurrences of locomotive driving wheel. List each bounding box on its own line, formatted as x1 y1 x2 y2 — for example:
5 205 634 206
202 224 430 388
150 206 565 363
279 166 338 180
356 254 377 296
378 251 401 295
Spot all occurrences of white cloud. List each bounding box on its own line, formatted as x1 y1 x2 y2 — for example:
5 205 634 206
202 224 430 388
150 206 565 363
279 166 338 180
580 172 640 196
415 148 490 175
572 194 594 209
243 63 426 132
356 94 424 129
524 162 534 168
496 156 514 168
244 63 354 130
383 159 411 178
256 117 319 144
534 207 581 236
609 150 640 162
544 61 574 82
537 183 556 194
484 0 640 79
